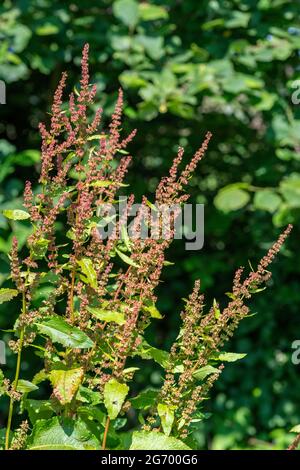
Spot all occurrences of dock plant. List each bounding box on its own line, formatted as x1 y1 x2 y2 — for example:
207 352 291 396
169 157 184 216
0 45 292 450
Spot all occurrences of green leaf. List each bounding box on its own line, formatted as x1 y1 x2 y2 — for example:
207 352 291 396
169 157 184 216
0 369 5 397
115 248 139 268
77 258 98 290
11 149 40 166
145 198 158 212
28 417 101 450
157 403 175 436
77 405 106 426
217 352 247 362
130 389 159 409
202 18 225 30
1 209 30 220
16 379 38 394
135 339 169 367
66 229 76 240
225 11 250 28
35 23 59 36
173 364 184 373
214 186 250 212
121 225 132 252
213 298 220 319
193 365 220 381
290 424 300 433
123 367 139 376
0 288 18 305
87 134 106 141
24 399 54 424
103 378 129 420
163 260 174 266
138 3 168 21
35 316 94 349
90 180 128 188
272 203 293 228
280 174 300 208
130 431 191 450
77 386 102 406
113 0 139 28
32 369 49 385
142 300 163 319
30 238 49 259
50 367 84 405
254 190 281 213
136 35 164 60
87 306 125 325
120 71 148 89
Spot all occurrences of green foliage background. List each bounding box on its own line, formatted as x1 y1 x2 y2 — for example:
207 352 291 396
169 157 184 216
0 0 299 449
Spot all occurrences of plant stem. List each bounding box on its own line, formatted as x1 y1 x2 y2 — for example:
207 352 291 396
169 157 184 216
5 292 26 450
114 266 131 301
288 433 300 450
102 416 110 450
68 191 81 323
69 268 76 322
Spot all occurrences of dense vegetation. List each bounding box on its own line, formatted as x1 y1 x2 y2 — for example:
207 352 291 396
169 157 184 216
0 0 299 449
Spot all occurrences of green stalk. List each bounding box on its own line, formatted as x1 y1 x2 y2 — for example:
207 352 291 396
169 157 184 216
102 416 110 450
5 292 26 450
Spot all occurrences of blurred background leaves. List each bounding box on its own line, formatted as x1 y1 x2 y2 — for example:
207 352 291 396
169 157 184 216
0 0 299 449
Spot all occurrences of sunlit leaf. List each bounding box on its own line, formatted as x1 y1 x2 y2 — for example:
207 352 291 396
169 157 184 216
115 248 139 268
50 366 84 405
193 365 220 381
35 316 94 349
77 258 98 290
130 389 159 409
104 378 129 420
17 379 38 394
0 288 18 305
87 306 125 325
214 187 250 212
29 417 101 450
1 209 30 220
217 352 247 362
130 431 191 450
113 0 139 28
157 403 175 436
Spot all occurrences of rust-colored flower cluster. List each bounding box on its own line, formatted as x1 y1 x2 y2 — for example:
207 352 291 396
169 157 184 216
156 225 292 437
